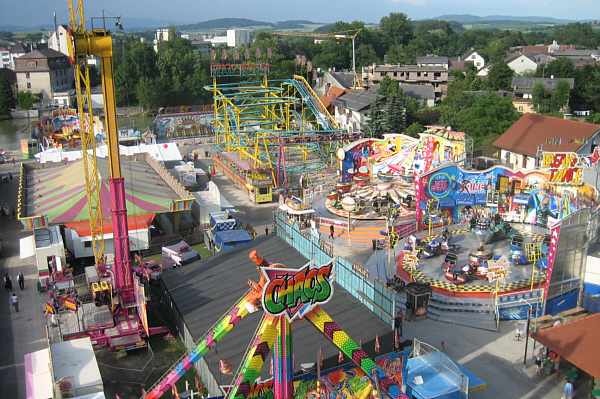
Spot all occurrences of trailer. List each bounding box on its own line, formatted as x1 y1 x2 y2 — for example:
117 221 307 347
161 240 200 269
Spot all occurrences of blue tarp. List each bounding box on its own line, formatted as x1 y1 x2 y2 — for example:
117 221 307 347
545 289 579 315
213 229 253 252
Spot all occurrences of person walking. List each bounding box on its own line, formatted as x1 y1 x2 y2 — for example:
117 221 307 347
4 273 12 291
394 310 403 336
11 293 19 312
265 226 269 236
17 272 24 291
563 378 573 399
12 157 15 167
329 224 335 239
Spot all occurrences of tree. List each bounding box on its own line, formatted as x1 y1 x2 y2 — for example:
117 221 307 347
0 76 15 117
406 122 424 138
461 94 521 147
484 61 514 91
377 75 400 97
385 93 405 133
379 13 413 52
532 81 551 114
550 79 571 113
367 96 386 138
544 57 575 79
573 64 600 112
17 91 38 110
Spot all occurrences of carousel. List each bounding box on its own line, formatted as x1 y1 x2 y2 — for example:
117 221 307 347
325 171 416 220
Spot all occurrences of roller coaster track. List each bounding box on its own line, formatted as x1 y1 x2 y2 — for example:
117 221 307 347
284 75 339 131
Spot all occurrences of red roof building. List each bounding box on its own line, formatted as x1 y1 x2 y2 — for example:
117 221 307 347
492 113 600 170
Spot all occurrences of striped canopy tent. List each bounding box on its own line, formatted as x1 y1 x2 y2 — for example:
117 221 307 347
24 157 182 233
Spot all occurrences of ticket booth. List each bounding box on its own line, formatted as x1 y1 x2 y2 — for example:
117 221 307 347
405 282 433 321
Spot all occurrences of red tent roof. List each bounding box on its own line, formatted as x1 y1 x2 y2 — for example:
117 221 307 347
531 313 600 380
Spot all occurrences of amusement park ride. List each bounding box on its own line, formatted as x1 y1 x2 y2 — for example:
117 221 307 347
55 0 150 350
144 251 409 399
205 64 362 195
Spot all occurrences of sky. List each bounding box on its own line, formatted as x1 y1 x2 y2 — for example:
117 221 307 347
1 0 599 29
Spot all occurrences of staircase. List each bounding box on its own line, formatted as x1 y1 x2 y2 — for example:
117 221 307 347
396 291 498 331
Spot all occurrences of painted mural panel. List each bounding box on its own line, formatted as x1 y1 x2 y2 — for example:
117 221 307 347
415 164 598 230
246 350 409 399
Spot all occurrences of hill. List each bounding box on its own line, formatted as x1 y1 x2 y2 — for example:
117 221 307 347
432 14 575 24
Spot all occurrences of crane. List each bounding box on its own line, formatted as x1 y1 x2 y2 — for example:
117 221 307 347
67 1 134 311
270 29 362 89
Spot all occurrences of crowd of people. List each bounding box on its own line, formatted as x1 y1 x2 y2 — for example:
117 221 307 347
386 274 405 292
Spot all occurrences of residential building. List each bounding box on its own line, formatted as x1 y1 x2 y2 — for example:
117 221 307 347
190 40 212 58
461 48 485 70
0 48 11 69
361 64 448 101
226 29 250 47
319 86 350 115
14 49 74 104
400 85 435 108
506 52 538 75
9 44 27 69
492 113 600 184
47 25 70 57
416 55 448 69
511 77 575 113
332 90 385 133
313 70 355 97
153 28 175 51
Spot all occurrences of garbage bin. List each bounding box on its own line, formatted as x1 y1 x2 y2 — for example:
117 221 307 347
542 359 554 376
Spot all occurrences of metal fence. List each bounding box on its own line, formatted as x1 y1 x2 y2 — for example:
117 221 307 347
582 293 600 314
97 343 156 385
274 211 395 327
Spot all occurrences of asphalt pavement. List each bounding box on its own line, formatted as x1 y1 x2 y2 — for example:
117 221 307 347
0 150 50 399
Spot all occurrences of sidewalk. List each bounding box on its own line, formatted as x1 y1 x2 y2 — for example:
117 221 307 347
0 151 50 398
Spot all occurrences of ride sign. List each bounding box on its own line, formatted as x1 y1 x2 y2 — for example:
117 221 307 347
541 152 583 185
261 259 335 321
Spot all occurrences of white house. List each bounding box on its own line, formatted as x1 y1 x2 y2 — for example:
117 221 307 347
462 48 485 70
506 52 538 75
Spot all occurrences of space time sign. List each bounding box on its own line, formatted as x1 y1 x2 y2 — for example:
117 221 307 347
261 260 335 322
427 172 452 198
